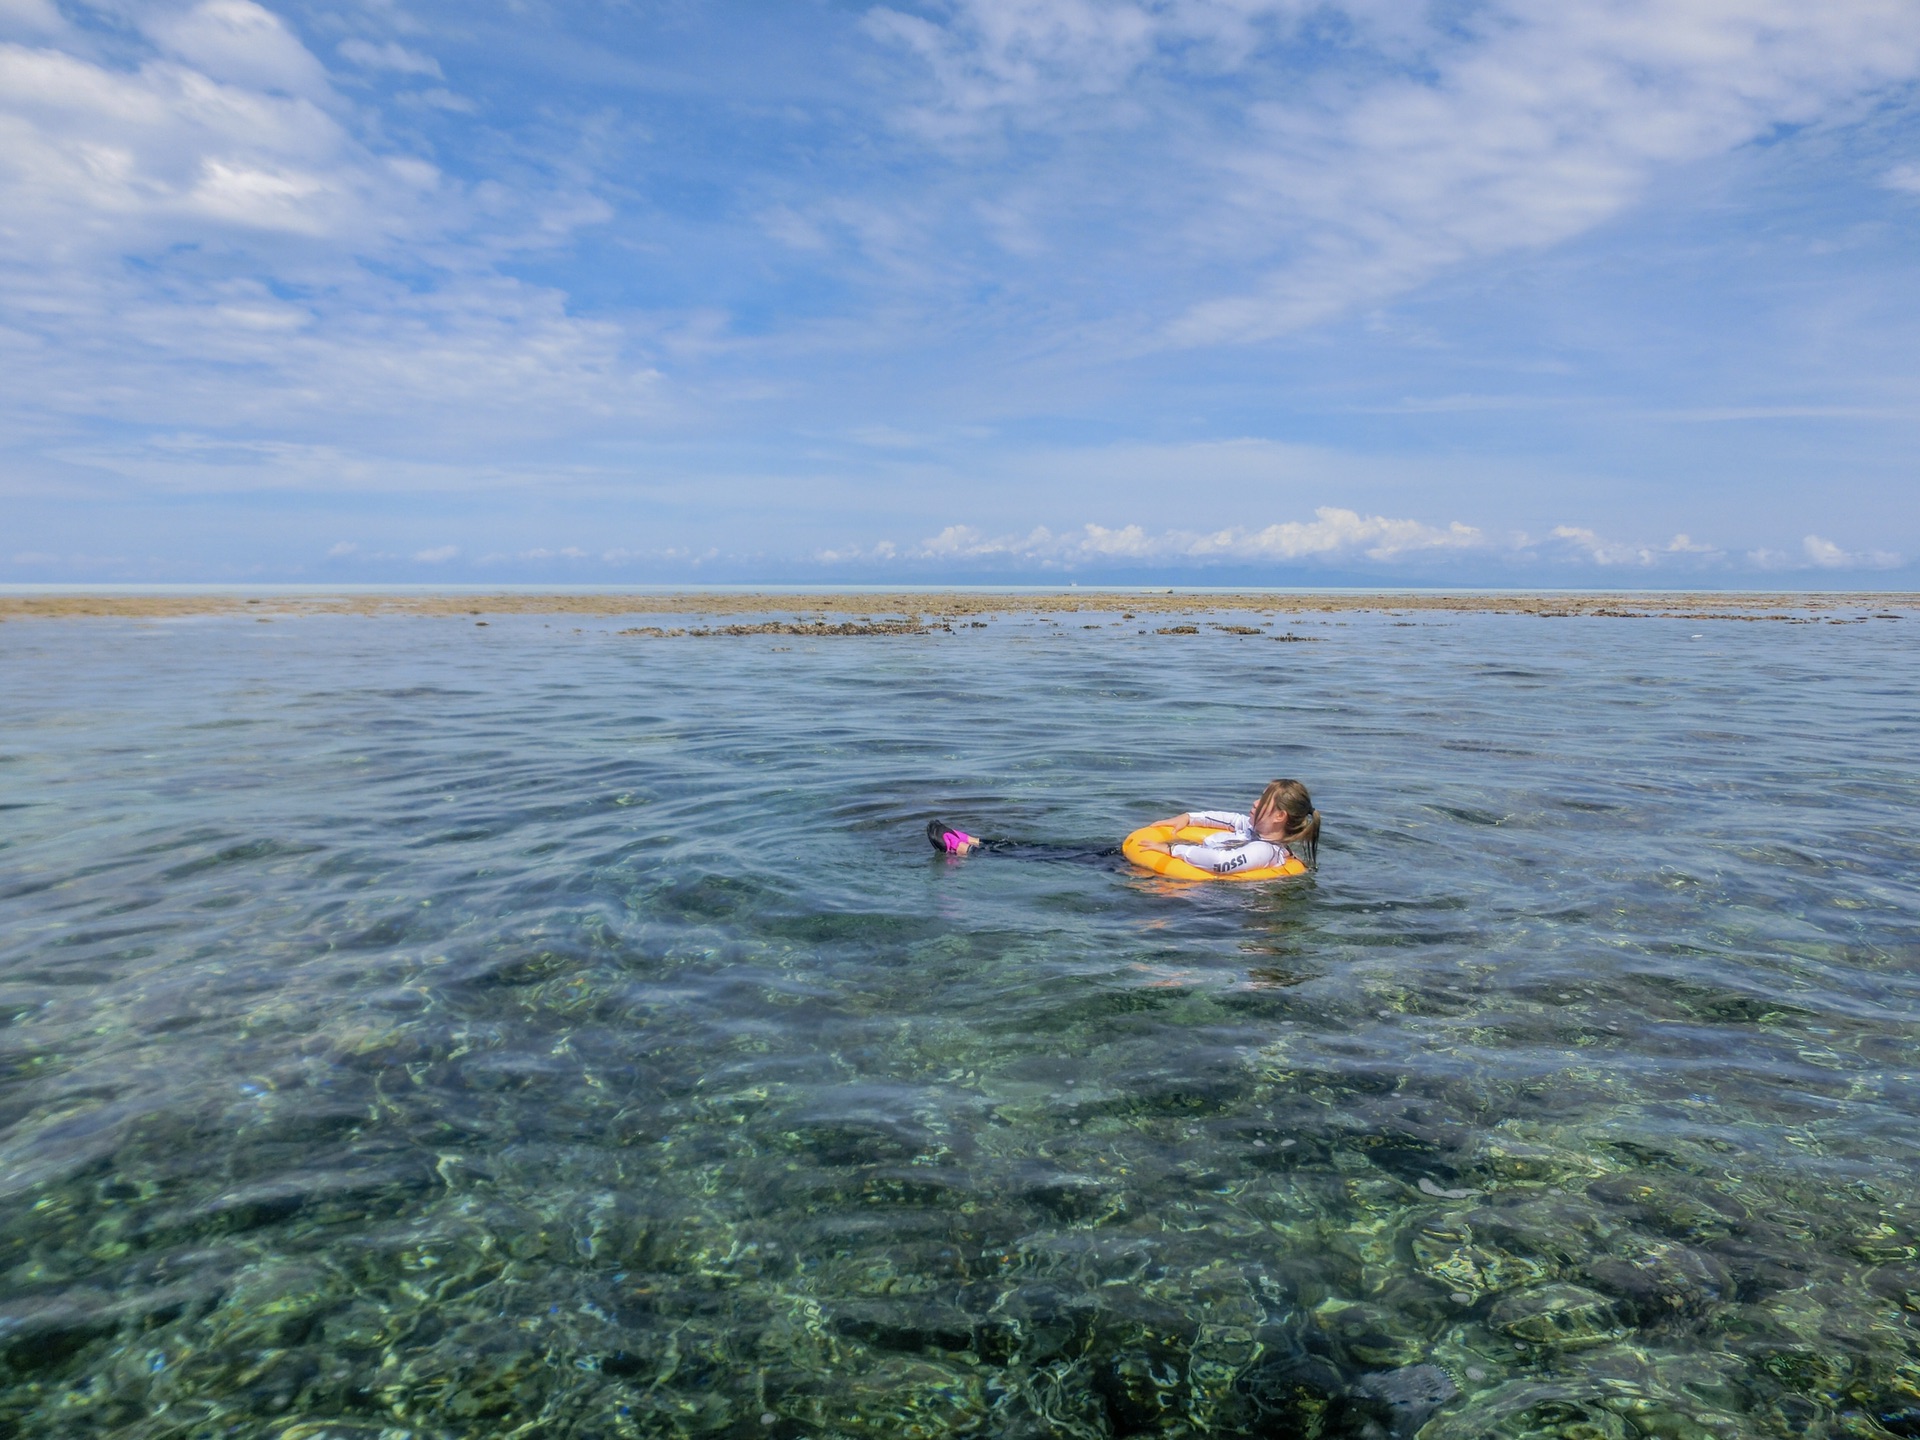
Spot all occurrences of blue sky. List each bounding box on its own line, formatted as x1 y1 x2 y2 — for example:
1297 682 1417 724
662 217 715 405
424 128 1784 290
3 0 1918 585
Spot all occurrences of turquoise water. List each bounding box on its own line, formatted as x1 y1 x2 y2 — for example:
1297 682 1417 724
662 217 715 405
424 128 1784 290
2 610 1918 1439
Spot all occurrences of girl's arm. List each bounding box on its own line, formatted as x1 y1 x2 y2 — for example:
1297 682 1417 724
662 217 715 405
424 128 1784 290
1138 808 1243 852
1149 810 1240 831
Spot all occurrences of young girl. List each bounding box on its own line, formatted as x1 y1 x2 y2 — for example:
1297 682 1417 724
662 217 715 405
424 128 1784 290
1130 778 1320 874
928 778 1320 873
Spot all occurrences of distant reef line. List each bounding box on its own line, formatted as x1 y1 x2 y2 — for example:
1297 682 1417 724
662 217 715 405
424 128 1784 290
2 591 1915 623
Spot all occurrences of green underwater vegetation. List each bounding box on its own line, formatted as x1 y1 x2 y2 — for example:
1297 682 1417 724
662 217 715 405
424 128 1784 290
2 611 1918 1439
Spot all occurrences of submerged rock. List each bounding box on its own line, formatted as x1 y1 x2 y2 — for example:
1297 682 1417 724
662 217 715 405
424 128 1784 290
1234 1342 1347 1437
1350 1361 1461 1438
1488 1285 1628 1350
1477 1194 1615 1269
786 1356 985 1438
1095 1346 1187 1433
1583 1238 1730 1319
1314 1298 1429 1367
1421 1378 1633 1440
1409 1214 1551 1299
1467 1138 1611 1190
1586 1175 1746 1242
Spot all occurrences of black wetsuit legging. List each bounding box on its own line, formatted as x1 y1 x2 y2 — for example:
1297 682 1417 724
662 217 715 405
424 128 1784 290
962 839 1126 867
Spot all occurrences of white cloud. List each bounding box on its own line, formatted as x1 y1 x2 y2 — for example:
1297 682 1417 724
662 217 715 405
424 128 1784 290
875 0 1920 343
1802 534 1849 567
1802 533 1901 568
413 544 457 563
1747 536 1899 569
907 507 1487 565
0 1 637 449
1550 525 1650 565
1073 523 1156 558
498 546 591 561
815 539 900 564
1204 509 1483 561
337 38 443 79
1548 526 1727 565
401 87 475 113
0 34 398 250
863 0 1167 132
1191 1 1920 341
144 0 331 98
0 0 65 38
836 512 1823 572
324 540 357 557
760 204 830 251
1883 161 1920 194
594 546 721 566
920 523 1057 558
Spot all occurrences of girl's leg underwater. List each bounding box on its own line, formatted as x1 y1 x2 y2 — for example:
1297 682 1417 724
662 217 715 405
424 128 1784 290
926 821 1122 866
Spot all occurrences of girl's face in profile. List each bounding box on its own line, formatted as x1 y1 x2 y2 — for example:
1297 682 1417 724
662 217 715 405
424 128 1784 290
1250 799 1289 842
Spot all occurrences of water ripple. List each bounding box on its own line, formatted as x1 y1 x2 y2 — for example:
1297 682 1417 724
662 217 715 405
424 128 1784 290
2 612 1918 1437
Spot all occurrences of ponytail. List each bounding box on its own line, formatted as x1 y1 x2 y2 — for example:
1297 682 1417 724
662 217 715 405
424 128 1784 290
1257 778 1320 870
1289 809 1321 870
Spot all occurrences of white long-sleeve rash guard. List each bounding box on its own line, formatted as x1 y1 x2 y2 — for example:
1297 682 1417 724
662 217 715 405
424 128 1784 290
1170 809 1294 875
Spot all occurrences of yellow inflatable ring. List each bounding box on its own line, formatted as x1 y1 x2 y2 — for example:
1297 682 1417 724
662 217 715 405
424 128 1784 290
1122 824 1308 882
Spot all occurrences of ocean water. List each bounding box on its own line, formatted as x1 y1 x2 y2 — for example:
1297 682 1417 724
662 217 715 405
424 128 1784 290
2 608 1918 1440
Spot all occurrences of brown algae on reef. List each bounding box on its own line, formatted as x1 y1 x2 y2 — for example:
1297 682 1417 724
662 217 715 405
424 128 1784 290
3 587 1917 626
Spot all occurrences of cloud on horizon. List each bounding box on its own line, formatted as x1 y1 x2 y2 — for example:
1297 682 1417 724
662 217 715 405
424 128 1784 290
4 511 1907 582
809 511 1902 576
910 509 1484 565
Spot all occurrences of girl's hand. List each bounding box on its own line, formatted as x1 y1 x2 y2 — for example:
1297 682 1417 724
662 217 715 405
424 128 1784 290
1150 813 1190 830
1134 840 1172 854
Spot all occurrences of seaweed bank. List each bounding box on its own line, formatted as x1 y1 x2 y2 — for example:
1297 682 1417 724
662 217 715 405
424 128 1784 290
2 589 1914 629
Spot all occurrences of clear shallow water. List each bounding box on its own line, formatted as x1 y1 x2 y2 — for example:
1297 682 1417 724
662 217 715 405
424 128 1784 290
2 610 1918 1440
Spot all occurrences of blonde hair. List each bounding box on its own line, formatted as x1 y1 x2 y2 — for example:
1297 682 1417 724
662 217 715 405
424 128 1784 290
1255 778 1320 869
